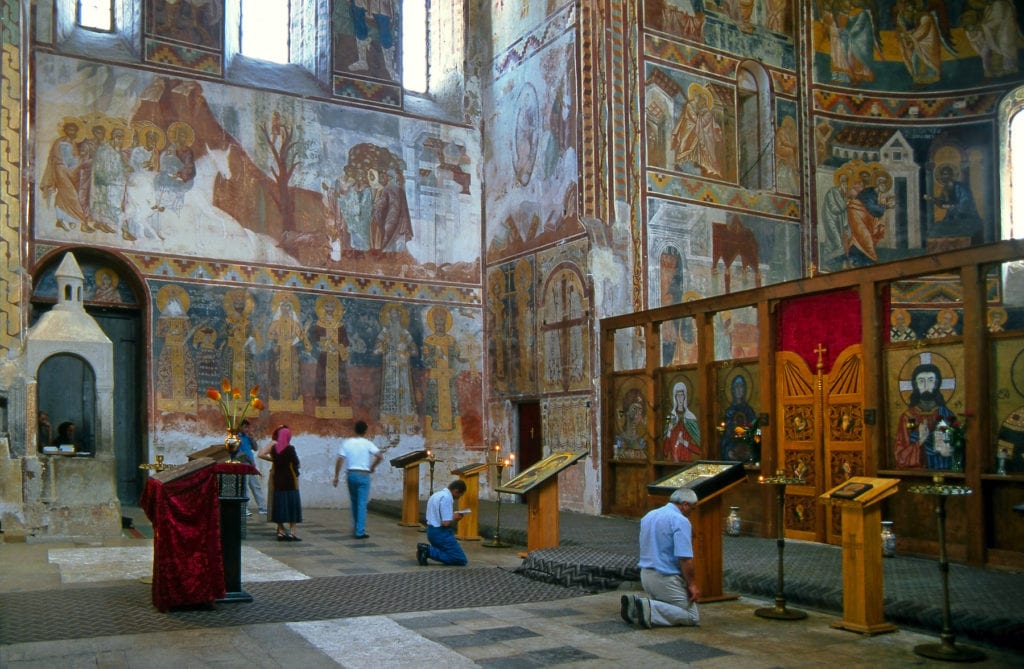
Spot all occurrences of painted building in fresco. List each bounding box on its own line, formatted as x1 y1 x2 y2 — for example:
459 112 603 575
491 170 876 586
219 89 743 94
0 0 1022 536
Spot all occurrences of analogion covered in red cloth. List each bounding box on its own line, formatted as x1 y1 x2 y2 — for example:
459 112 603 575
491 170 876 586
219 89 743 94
140 462 256 611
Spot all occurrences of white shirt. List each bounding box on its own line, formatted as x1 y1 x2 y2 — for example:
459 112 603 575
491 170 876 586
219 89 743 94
337 436 380 472
425 488 454 528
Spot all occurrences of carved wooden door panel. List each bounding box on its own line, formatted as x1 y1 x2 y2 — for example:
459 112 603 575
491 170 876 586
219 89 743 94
775 344 866 544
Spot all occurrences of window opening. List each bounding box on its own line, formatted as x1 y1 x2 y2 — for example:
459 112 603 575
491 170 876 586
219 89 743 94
241 0 289 63
78 0 113 31
1013 110 1023 240
403 0 427 93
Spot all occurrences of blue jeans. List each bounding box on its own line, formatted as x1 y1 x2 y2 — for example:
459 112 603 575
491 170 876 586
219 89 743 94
426 525 467 565
346 470 371 536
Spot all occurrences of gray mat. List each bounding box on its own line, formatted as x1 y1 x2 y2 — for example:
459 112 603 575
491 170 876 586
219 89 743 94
0 567 587 645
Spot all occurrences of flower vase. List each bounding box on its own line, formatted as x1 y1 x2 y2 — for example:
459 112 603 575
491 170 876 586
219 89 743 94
224 429 241 462
881 521 896 558
726 506 742 536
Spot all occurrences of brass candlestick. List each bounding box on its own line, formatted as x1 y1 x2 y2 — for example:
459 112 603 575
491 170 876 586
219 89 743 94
138 454 167 473
755 473 807 620
909 478 985 662
484 455 511 548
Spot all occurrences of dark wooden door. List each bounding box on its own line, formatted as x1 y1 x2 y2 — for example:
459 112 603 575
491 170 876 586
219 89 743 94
93 311 145 506
517 401 542 469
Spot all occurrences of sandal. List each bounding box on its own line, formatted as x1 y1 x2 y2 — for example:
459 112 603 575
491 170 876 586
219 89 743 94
277 532 288 542
287 533 301 542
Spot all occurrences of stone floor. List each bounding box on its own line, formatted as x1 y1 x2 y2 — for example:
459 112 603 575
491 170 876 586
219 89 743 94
1 504 1022 668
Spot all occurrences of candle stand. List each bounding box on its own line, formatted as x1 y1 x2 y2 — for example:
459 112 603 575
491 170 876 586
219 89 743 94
755 474 807 620
908 479 985 662
483 460 511 548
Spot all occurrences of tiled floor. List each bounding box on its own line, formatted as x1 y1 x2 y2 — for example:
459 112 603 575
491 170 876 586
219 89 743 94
1 507 1022 668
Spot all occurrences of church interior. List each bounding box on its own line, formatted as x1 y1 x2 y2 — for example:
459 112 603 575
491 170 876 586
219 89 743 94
1 0 1023 573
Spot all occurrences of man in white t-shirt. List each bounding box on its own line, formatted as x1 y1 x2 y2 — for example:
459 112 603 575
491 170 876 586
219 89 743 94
332 420 383 539
418 479 468 566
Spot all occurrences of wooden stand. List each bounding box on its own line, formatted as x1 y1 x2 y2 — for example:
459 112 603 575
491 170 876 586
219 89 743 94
690 496 740 602
452 462 487 541
647 461 747 603
389 450 429 527
820 476 900 635
398 462 424 526
525 477 560 552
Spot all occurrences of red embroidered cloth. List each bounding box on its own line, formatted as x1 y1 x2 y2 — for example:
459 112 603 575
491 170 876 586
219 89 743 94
141 462 256 611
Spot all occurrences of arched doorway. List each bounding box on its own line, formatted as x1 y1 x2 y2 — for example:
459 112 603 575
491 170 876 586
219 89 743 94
31 249 147 506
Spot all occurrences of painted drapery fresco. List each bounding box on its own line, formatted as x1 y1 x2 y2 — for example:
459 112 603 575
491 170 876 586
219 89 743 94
33 53 481 282
812 0 1024 91
484 29 582 260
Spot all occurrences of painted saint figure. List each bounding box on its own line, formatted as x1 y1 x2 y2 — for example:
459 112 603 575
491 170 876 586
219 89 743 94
894 362 957 469
267 293 311 411
422 306 460 433
671 83 724 177
662 381 701 462
719 374 757 462
374 303 417 429
311 295 353 419
155 284 198 413
222 289 260 394
40 117 90 230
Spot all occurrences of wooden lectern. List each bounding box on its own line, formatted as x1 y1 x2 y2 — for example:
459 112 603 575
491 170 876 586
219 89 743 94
819 476 900 635
648 461 747 602
389 449 429 527
451 462 487 541
496 450 588 552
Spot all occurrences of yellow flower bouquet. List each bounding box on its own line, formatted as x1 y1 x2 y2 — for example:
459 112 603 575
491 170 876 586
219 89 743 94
206 378 264 431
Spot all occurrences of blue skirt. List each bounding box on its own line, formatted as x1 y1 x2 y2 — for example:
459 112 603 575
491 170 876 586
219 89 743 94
271 489 302 524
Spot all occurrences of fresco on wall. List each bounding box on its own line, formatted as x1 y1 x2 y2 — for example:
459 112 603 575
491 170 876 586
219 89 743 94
333 0 400 83
486 258 538 399
33 54 481 282
643 0 795 68
645 66 738 183
775 100 799 195
814 119 994 273
646 199 802 306
484 31 582 260
146 280 483 445
147 0 222 49
812 0 1024 91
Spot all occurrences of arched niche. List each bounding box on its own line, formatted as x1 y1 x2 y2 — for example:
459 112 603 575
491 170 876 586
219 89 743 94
37 353 97 454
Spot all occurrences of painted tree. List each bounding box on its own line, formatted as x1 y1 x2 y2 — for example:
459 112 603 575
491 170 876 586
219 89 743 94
260 111 300 232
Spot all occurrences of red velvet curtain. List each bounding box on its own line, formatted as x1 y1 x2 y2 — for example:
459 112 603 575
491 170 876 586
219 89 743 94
776 289 861 374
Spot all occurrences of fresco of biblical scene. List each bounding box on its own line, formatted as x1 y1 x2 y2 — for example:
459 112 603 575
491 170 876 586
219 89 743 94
612 376 651 460
659 372 702 463
333 0 400 83
888 348 965 471
484 31 581 260
146 0 224 50
540 243 589 391
661 315 699 367
486 258 538 399
815 120 994 273
34 53 480 282
812 0 1024 91
646 69 737 183
647 200 801 304
716 364 760 463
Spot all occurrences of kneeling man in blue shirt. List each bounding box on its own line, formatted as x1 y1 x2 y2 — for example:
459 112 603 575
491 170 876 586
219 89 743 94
622 487 700 628
418 480 469 566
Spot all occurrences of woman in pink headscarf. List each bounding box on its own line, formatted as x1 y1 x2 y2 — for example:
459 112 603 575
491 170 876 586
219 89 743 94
258 425 303 541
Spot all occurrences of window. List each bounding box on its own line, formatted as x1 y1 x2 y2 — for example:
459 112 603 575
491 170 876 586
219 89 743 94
1013 110 1023 240
241 0 289 64
78 0 113 31
403 0 427 93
